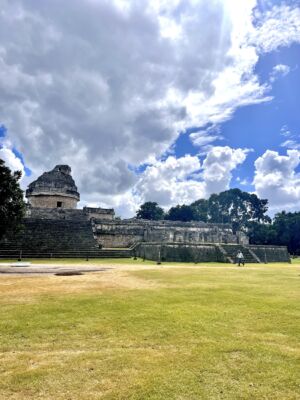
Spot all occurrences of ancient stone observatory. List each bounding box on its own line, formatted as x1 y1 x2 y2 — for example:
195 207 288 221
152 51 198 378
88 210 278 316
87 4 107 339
26 165 80 209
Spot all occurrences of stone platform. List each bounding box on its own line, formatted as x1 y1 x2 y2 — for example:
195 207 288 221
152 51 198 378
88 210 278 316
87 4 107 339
136 242 290 263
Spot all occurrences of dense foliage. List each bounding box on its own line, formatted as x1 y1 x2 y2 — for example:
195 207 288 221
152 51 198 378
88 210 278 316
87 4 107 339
136 201 164 220
248 212 300 255
0 158 25 240
165 204 198 222
190 199 209 222
166 189 270 232
272 212 300 254
206 189 270 232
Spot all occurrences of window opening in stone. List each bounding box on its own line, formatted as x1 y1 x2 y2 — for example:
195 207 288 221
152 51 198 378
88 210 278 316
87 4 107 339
57 201 62 208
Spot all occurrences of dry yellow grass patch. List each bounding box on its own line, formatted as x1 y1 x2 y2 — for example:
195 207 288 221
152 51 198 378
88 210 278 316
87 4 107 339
0 263 167 304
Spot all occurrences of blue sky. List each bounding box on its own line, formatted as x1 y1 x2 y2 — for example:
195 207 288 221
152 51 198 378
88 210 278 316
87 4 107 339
217 42 300 191
0 0 300 216
170 41 300 195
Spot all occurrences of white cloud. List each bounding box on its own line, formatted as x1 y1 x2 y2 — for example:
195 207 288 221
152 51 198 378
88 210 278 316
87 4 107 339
134 154 203 207
239 178 250 186
190 125 223 148
270 64 291 82
280 125 292 137
279 125 300 150
0 146 25 178
202 146 250 194
107 146 249 216
254 149 300 210
281 139 300 150
251 4 300 53
0 0 299 215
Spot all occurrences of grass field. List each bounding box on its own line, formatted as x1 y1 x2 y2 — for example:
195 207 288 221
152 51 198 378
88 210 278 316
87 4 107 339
0 256 298 265
0 261 299 399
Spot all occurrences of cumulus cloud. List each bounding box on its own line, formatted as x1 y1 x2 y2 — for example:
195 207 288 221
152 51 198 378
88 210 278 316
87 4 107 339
0 0 300 215
254 149 300 210
134 154 203 207
202 146 250 194
105 146 249 216
0 146 25 178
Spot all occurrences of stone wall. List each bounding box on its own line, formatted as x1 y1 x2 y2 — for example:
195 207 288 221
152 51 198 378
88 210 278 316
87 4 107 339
94 220 144 247
94 219 248 248
248 245 290 263
26 207 87 220
136 243 290 263
26 206 114 221
83 207 115 220
136 243 226 262
27 194 78 209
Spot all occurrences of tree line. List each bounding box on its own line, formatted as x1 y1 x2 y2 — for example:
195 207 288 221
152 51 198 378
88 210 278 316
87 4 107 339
136 190 300 255
136 189 270 232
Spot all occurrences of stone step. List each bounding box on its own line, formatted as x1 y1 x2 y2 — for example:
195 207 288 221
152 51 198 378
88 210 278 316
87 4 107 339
220 244 258 263
0 218 105 256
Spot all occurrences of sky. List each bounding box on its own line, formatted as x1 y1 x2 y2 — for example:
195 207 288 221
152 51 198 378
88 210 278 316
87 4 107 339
0 0 300 217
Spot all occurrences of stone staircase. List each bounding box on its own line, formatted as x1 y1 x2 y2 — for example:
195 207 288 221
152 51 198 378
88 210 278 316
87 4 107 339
219 244 261 263
0 219 132 259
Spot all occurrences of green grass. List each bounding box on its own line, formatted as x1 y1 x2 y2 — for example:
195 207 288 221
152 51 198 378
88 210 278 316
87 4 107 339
291 257 300 264
0 257 296 266
0 264 299 399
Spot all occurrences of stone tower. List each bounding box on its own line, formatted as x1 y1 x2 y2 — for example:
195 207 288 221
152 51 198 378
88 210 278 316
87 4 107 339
26 165 80 209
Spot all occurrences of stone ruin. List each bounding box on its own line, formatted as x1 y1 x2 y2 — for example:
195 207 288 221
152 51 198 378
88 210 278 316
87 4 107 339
26 165 80 209
0 164 290 263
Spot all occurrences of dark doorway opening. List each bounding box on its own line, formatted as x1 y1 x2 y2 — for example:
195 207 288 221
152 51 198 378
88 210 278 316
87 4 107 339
57 201 62 208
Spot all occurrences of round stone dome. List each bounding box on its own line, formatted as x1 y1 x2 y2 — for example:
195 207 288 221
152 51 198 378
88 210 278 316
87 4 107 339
26 165 80 209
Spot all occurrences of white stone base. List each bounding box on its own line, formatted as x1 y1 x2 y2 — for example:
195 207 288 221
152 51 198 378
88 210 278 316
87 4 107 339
10 262 31 267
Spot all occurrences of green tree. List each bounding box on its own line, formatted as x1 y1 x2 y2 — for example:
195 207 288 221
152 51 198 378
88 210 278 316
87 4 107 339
272 211 300 254
0 158 25 240
165 204 197 222
136 201 164 220
207 189 270 232
190 199 209 222
247 221 276 245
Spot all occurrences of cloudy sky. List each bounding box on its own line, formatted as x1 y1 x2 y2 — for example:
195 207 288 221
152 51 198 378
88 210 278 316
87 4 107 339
0 0 300 217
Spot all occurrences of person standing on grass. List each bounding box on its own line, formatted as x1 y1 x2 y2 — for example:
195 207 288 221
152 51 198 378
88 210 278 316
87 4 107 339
236 250 245 266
